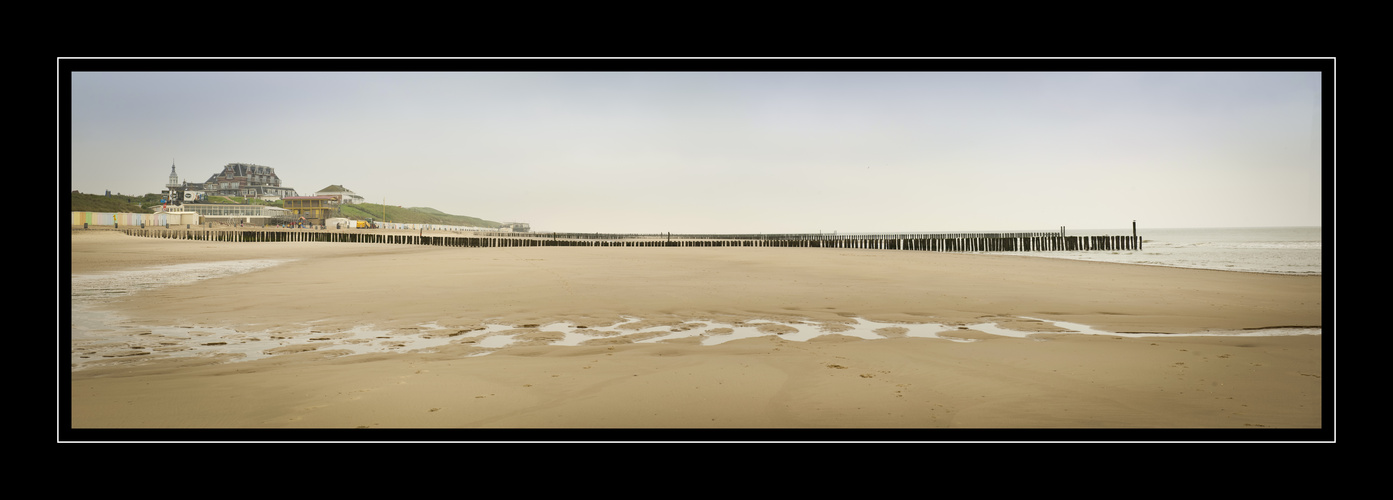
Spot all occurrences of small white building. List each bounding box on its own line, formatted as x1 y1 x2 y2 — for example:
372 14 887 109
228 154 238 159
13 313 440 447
326 217 354 229
316 185 365 205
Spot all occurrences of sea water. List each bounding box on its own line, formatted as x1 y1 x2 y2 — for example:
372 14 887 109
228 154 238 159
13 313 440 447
995 226 1323 275
66 227 1324 369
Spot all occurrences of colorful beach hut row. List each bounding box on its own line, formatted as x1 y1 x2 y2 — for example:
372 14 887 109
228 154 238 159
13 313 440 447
71 211 200 228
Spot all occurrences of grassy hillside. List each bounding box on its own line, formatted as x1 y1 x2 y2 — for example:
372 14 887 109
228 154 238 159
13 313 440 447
70 192 504 228
70 191 281 212
340 203 503 228
69 191 157 213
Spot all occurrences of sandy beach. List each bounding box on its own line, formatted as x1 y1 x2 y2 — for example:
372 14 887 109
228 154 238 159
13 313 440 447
64 229 1326 436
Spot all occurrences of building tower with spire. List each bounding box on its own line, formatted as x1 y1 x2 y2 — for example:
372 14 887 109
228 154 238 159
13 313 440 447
167 162 179 190
163 161 185 208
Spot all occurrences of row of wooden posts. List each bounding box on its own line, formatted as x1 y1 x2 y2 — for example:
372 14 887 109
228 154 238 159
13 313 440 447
114 227 1143 252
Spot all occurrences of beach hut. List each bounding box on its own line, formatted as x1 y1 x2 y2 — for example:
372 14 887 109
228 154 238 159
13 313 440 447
164 211 200 226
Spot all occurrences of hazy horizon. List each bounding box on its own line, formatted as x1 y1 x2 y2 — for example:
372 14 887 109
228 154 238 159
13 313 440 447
65 61 1326 234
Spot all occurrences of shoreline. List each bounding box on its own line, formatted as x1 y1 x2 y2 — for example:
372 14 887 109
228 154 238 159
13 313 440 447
64 230 1326 432
68 225 1323 277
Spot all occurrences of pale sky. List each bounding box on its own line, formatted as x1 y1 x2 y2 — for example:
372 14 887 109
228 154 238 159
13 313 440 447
64 60 1326 234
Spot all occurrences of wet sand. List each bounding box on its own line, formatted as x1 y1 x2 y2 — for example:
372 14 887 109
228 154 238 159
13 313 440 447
63 229 1326 437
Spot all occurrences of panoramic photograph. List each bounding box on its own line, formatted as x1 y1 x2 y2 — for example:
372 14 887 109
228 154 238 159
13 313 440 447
61 59 1330 442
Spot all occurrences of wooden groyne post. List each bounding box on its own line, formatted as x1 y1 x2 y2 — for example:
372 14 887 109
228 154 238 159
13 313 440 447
114 226 1143 253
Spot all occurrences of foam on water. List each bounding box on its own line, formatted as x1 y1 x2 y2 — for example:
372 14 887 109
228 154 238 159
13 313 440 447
69 259 294 343
70 259 293 303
